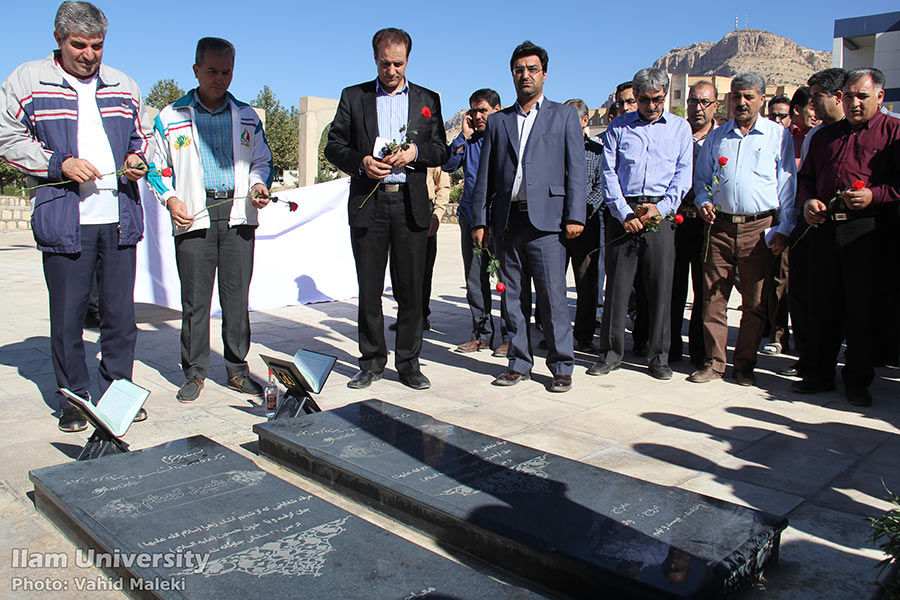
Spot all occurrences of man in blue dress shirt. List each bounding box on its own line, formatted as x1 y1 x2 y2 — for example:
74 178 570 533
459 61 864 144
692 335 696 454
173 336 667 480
589 68 692 381
443 88 508 357
688 72 796 387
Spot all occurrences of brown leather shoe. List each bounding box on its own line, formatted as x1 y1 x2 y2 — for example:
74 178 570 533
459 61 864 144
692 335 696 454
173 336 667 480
733 369 756 387
492 369 530 386
456 339 490 353
492 342 510 358
687 364 723 383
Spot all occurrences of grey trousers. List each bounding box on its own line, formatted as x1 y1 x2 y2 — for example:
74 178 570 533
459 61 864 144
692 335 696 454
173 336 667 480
175 221 255 381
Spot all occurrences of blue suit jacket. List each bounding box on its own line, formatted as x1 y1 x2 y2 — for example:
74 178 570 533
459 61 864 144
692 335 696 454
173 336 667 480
472 99 587 235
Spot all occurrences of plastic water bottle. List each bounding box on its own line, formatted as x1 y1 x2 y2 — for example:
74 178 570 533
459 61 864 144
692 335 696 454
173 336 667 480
264 369 278 418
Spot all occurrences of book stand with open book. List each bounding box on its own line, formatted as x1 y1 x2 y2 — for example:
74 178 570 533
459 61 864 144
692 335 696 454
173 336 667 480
60 380 150 461
260 350 336 420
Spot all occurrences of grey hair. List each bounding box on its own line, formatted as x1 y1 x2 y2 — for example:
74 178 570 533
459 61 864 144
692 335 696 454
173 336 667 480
54 1 108 40
564 98 589 120
845 67 885 90
195 37 235 66
632 68 669 96
732 72 766 96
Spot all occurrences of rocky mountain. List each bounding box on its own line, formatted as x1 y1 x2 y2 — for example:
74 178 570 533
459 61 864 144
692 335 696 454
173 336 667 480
652 29 831 87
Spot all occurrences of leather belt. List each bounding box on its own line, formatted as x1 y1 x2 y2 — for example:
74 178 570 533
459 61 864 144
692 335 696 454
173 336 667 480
679 206 699 219
625 196 663 204
206 190 234 199
717 209 777 224
382 183 408 193
830 210 872 222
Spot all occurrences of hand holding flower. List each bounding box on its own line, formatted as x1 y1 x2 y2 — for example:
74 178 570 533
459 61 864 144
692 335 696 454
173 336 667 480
61 157 102 184
122 154 149 182
166 196 194 228
804 198 828 226
841 180 872 211
382 143 417 169
250 184 270 209
699 202 717 224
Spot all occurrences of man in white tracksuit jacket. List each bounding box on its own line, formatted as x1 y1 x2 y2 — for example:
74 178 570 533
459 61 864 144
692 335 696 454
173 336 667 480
149 37 274 404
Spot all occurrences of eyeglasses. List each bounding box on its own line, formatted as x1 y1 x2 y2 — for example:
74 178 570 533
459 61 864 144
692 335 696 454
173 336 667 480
512 65 542 76
687 98 716 108
637 95 666 106
615 98 637 108
769 113 789 121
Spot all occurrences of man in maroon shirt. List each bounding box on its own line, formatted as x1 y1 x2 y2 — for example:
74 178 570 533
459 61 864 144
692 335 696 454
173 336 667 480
791 68 900 406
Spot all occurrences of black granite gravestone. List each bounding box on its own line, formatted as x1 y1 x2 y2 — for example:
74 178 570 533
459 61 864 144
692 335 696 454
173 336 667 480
29 436 547 599
255 401 789 600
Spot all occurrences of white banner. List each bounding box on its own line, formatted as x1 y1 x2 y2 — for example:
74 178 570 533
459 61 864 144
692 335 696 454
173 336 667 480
134 178 359 313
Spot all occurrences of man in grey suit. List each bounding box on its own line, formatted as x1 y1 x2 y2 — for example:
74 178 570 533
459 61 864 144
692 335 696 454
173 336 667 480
471 40 587 392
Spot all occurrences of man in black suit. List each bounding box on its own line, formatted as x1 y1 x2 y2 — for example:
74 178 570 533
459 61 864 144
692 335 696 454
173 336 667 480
325 28 449 390
471 40 587 393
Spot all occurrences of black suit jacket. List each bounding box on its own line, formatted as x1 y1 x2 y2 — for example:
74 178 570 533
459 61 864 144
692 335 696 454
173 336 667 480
325 80 449 229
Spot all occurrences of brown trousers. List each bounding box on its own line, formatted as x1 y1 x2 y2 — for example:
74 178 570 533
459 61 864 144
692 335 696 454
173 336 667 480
701 216 776 372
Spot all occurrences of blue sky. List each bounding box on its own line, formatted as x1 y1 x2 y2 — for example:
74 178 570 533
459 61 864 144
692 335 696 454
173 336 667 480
2 0 895 119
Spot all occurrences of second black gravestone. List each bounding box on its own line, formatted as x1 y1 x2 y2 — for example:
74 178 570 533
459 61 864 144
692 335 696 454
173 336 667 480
29 436 548 599
255 400 789 600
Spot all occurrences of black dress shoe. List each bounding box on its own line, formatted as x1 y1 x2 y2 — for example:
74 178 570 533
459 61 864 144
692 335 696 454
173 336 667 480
587 361 620 376
732 369 756 387
348 370 382 389
791 379 835 394
549 374 572 392
399 371 431 390
58 406 87 433
492 370 530 386
779 362 800 377
846 388 873 407
133 408 148 422
632 342 648 357
649 365 673 380
228 375 264 397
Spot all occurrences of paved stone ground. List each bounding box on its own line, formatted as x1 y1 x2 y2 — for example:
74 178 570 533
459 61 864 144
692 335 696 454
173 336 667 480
0 227 897 599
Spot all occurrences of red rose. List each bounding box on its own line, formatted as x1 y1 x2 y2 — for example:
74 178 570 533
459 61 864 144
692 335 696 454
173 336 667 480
717 157 728 167
161 167 172 177
495 282 506 293
674 214 684 224
288 201 298 212
851 180 865 191
421 106 432 119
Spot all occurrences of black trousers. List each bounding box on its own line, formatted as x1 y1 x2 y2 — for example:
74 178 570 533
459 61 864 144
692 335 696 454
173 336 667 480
565 209 601 345
42 223 137 409
351 187 427 374
806 218 878 391
599 214 675 368
788 230 811 371
670 215 705 365
174 221 254 381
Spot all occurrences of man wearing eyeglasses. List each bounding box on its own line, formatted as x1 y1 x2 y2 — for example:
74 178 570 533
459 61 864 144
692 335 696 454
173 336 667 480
670 81 718 369
767 96 791 128
471 40 587 393
590 67 692 381
689 72 796 387
613 80 650 358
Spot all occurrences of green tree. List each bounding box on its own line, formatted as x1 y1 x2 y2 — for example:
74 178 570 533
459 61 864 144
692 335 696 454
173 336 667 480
317 123 340 183
145 78 185 110
670 105 686 118
0 159 26 196
253 85 299 177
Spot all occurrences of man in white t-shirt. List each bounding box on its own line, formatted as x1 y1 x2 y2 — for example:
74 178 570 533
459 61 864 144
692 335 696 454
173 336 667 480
0 2 154 432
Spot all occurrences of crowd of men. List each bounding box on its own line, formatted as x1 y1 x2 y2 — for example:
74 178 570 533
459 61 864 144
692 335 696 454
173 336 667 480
0 3 897 434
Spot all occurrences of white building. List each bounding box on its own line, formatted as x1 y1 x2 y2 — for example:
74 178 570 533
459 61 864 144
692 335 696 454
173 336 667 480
833 11 900 112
